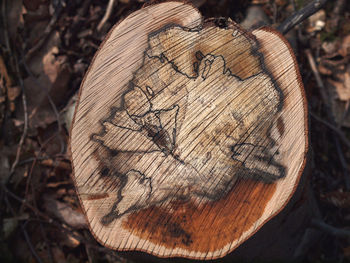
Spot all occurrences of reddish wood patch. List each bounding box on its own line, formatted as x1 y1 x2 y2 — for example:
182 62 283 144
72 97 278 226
124 179 275 252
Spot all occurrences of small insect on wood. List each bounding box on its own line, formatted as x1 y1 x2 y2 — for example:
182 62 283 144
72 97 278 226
70 1 308 260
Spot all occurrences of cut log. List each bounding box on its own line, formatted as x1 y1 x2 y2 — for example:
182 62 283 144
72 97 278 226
70 1 309 260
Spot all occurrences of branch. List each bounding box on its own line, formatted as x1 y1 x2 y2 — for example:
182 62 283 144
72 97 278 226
312 219 350 238
25 3 64 61
277 0 328 35
306 48 350 189
330 0 346 28
310 113 350 149
97 0 116 32
9 52 28 178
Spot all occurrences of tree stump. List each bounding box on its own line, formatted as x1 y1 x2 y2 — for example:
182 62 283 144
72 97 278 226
70 2 309 260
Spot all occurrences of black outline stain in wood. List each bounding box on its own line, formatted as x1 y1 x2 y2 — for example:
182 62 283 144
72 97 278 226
90 22 287 228
100 169 152 226
166 222 193 246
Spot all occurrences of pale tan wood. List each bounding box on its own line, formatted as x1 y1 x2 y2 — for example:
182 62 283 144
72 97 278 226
70 2 308 260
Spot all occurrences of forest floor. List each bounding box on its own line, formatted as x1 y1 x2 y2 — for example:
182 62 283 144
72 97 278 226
1 0 350 262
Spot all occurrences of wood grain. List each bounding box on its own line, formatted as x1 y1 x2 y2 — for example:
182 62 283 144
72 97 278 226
70 2 308 260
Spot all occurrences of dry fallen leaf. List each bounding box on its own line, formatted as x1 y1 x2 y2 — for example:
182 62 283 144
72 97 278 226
322 40 340 55
21 31 71 129
307 9 326 33
3 214 29 239
0 152 10 184
0 56 10 125
327 66 350 127
251 0 269 4
23 0 44 11
60 232 81 248
7 86 21 112
332 101 350 127
339 35 350 58
61 92 78 132
52 246 66 263
7 86 21 102
318 33 350 127
22 76 57 130
2 218 18 239
44 196 87 229
0 55 11 87
328 69 350 101
6 0 24 41
240 5 269 30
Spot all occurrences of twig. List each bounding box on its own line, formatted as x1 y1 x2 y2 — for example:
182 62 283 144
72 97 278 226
306 49 350 190
293 228 318 259
18 156 50 166
25 19 57 61
272 1 278 25
97 0 116 32
1 0 11 55
277 0 328 35
38 220 54 263
330 0 346 29
1 0 28 178
25 2 64 61
21 58 65 154
310 113 350 149
2 185 51 221
85 244 94 263
41 159 71 170
305 49 330 106
18 155 70 166
27 171 54 263
335 137 350 190
21 222 44 263
22 154 39 212
4 195 43 263
3 185 126 262
85 242 126 262
9 54 28 177
311 219 350 238
20 130 69 214
291 0 309 46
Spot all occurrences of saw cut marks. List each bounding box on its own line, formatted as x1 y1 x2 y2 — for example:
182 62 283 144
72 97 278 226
70 2 308 260
92 24 285 226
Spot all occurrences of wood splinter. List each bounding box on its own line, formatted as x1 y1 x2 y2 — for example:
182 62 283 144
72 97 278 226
70 2 309 260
